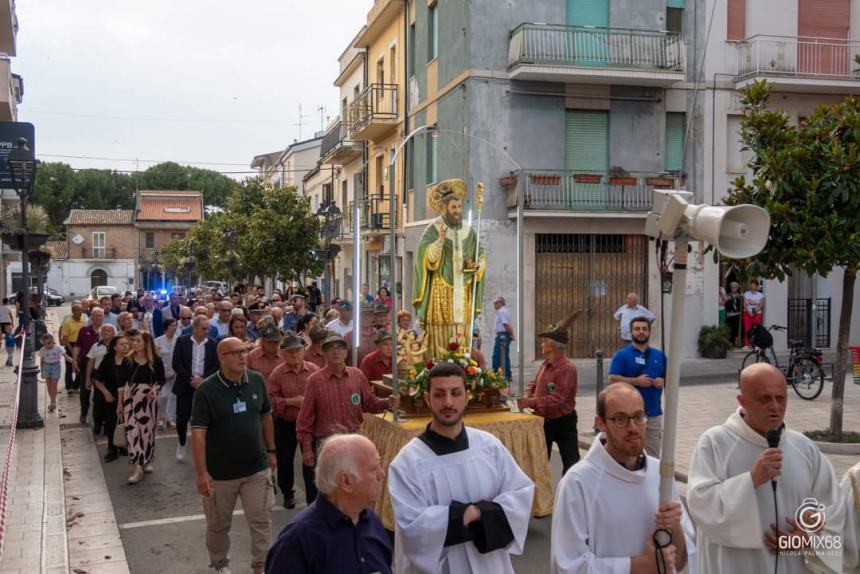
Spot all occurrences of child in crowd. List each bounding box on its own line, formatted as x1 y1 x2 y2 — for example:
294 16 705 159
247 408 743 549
38 333 75 413
4 324 15 367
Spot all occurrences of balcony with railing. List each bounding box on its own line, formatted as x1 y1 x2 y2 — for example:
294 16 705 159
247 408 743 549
320 121 365 165
501 170 678 214
345 84 398 141
508 24 686 86
736 35 860 93
339 195 391 237
81 247 118 260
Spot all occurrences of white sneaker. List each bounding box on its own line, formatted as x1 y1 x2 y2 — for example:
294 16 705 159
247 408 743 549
176 444 186 462
214 567 231 574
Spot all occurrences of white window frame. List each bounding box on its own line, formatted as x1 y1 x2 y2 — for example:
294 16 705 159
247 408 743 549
92 231 106 259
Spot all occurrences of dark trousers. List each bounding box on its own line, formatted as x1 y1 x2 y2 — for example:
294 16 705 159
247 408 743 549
78 357 91 418
492 333 512 379
65 344 80 390
545 410 580 476
93 391 118 451
274 418 316 504
176 391 193 446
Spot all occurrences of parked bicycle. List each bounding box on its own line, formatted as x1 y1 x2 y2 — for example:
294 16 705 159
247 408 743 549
740 324 825 400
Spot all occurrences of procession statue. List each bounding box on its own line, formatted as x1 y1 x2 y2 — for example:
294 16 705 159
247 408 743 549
412 179 485 360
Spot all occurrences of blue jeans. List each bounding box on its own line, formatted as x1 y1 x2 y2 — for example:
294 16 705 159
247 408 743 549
493 333 512 379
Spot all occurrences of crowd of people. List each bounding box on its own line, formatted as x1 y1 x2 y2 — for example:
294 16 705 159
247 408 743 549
45 284 860 573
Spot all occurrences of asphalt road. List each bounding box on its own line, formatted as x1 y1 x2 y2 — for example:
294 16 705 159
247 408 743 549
97 427 568 574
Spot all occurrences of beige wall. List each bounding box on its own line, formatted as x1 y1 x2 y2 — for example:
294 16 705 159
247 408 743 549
67 224 137 259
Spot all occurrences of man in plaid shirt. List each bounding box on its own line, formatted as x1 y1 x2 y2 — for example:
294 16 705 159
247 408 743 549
296 333 398 493
518 317 579 475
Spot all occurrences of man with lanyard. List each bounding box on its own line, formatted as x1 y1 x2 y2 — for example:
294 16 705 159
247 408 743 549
518 311 580 475
76 307 104 427
608 316 666 457
492 297 514 381
191 337 276 574
296 333 397 497
59 302 86 395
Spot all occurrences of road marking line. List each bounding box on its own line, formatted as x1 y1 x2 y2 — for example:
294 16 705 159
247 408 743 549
119 505 295 530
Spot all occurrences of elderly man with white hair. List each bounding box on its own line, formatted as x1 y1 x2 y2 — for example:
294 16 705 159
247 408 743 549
265 434 392 574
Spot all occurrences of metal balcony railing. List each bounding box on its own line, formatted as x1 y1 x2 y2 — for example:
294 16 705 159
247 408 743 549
346 83 398 138
81 247 117 259
502 170 679 212
509 23 686 72
737 35 860 81
340 195 392 236
319 121 364 164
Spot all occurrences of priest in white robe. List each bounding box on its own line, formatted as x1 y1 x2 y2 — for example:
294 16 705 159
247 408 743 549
841 462 860 573
388 362 535 574
688 363 842 574
551 382 696 574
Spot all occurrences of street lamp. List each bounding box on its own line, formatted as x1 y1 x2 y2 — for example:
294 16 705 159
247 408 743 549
7 138 45 429
315 202 342 304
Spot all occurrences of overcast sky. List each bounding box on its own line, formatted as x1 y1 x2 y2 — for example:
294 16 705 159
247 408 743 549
15 1 371 177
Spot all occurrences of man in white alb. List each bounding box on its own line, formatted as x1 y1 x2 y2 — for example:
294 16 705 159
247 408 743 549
688 363 842 573
388 362 534 573
842 462 860 573
551 383 695 573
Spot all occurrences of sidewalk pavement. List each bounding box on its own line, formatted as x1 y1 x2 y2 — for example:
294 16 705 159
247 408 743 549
0 308 129 574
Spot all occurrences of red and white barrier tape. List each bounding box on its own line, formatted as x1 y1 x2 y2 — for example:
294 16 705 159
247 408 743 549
0 332 26 561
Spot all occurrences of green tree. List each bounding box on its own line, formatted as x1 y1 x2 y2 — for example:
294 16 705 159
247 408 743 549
726 81 860 441
140 162 236 207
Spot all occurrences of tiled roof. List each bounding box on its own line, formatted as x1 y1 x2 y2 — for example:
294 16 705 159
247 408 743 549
45 241 67 259
65 209 135 226
136 191 204 222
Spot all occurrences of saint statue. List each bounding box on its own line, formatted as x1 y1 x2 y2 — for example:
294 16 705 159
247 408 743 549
412 179 485 360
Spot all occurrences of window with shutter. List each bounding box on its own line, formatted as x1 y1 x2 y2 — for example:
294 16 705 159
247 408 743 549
727 0 746 41
798 0 849 76
566 0 608 27
566 110 608 208
665 112 686 173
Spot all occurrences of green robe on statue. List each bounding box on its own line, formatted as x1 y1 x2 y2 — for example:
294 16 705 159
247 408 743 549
412 213 485 361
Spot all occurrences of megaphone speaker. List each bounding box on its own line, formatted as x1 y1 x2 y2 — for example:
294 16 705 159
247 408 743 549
684 204 770 258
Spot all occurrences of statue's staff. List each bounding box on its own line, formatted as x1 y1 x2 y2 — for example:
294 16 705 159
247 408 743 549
466 182 484 352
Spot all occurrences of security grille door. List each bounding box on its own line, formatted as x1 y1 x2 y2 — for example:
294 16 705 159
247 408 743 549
535 234 648 358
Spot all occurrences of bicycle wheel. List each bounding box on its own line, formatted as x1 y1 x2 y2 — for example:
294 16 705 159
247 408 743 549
791 358 825 401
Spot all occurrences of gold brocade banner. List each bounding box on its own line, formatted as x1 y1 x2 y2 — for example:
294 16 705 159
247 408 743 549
361 411 555 531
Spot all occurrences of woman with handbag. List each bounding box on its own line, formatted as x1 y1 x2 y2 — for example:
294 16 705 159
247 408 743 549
94 333 129 463
118 329 166 484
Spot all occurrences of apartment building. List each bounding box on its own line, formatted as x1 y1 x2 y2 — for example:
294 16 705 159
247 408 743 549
43 210 137 297
135 190 204 291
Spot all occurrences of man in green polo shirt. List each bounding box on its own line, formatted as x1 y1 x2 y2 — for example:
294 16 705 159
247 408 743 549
190 336 277 574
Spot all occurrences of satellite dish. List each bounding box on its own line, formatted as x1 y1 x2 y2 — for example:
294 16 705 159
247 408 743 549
72 234 85 245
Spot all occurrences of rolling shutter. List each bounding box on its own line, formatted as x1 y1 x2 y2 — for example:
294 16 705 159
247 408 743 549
667 0 685 8
566 0 608 27
727 0 746 41
565 110 608 173
665 112 686 173
798 0 849 39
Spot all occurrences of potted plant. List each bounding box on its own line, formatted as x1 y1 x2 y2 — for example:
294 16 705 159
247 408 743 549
697 324 732 359
0 204 51 250
573 173 602 184
608 166 637 186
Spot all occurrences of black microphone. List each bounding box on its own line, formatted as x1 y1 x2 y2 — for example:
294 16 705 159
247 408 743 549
766 426 783 492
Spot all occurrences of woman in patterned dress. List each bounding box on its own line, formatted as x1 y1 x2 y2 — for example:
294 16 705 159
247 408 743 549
118 329 165 484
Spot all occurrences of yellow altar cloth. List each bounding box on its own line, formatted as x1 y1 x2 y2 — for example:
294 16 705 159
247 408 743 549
360 410 554 531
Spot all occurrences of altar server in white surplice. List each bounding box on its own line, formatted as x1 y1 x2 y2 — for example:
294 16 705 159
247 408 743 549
688 363 843 574
551 383 696 574
842 462 860 573
388 362 535 574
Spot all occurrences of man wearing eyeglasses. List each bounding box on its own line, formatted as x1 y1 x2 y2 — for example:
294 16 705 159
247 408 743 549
518 316 580 475
178 307 194 335
608 316 666 457
551 383 695 574
191 337 277 574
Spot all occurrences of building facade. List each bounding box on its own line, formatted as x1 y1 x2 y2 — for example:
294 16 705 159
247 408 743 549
135 190 204 291
42 210 137 297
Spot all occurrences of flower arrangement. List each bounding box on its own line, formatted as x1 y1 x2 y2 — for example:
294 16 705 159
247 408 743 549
405 341 507 401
